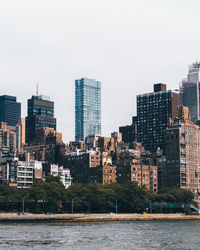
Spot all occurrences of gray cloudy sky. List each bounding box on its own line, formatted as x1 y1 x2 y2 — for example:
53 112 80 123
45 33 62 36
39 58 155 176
0 0 200 142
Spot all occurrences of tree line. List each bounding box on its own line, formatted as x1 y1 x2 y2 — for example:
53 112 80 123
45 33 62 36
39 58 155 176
0 176 197 214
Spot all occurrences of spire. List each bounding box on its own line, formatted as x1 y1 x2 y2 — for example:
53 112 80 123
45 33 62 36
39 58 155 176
36 84 39 97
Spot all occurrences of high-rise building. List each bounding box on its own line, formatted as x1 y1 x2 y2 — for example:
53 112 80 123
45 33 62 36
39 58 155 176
75 78 101 141
137 83 180 153
166 106 200 204
180 62 200 123
0 95 21 131
25 95 56 145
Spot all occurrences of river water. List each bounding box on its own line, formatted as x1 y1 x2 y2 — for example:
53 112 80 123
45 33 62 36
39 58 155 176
0 220 199 249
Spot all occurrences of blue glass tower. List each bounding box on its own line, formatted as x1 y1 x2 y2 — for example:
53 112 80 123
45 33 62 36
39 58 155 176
75 78 101 141
0 95 21 130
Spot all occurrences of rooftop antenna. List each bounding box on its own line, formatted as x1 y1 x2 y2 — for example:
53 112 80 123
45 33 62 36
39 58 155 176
36 84 39 97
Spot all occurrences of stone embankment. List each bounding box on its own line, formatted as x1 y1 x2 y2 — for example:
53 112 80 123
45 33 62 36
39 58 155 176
0 213 200 223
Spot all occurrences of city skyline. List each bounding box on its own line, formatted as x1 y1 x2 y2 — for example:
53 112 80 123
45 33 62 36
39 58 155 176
1 0 200 142
1 1 200 247
1 64 199 144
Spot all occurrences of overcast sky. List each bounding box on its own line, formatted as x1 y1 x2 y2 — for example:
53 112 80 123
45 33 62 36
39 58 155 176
0 0 200 142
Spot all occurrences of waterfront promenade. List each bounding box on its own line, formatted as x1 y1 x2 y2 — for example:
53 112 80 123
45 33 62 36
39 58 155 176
0 213 200 222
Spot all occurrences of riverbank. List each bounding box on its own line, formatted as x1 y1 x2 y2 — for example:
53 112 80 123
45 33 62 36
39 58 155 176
0 213 200 222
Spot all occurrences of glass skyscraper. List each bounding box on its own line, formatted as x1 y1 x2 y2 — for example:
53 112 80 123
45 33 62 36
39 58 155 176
75 78 101 141
0 95 21 130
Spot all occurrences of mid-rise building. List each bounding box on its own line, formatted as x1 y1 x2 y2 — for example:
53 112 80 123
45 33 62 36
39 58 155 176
85 134 101 149
0 147 17 185
180 62 200 123
25 95 56 145
58 167 72 189
44 164 72 188
31 161 43 183
22 128 65 165
98 136 114 151
0 152 39 188
117 164 158 192
64 151 101 183
119 116 137 144
137 83 180 153
0 122 16 150
17 161 34 188
75 78 101 141
69 141 85 151
0 95 21 131
89 165 117 184
111 131 122 144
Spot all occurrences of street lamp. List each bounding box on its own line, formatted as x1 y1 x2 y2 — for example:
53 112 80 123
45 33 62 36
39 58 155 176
88 200 91 214
72 199 74 214
22 194 28 214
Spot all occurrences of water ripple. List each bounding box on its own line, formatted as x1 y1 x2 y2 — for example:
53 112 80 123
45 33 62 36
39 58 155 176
0 220 200 249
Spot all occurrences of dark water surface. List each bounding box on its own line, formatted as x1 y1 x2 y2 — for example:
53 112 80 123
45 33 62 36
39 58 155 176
0 220 199 249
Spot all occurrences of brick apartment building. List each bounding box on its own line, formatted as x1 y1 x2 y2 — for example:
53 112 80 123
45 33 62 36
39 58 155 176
166 106 200 203
117 164 158 192
89 165 117 184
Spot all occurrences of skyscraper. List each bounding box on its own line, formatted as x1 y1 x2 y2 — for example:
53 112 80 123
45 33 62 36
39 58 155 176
137 83 180 154
180 62 200 123
75 78 101 141
0 95 21 130
25 95 56 145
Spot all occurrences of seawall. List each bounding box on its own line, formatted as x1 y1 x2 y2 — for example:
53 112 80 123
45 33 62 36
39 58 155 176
0 213 200 223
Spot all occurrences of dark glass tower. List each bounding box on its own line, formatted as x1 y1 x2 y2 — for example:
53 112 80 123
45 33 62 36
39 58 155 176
0 95 21 130
137 84 180 154
25 95 56 145
75 78 101 141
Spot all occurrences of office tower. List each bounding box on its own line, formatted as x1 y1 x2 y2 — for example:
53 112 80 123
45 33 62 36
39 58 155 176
16 118 26 150
75 78 101 141
180 62 200 123
0 95 21 131
166 106 200 204
25 95 56 145
119 116 137 144
137 83 180 154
